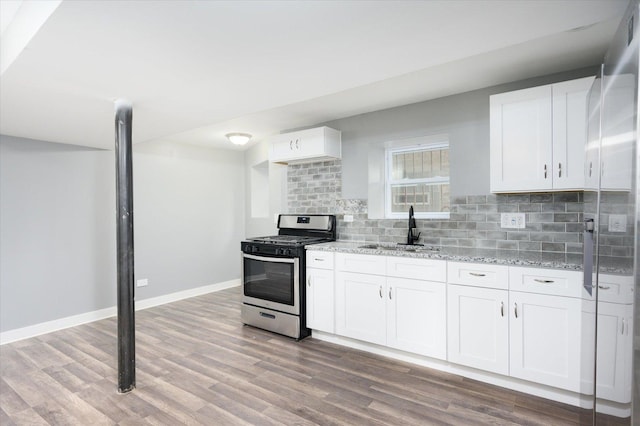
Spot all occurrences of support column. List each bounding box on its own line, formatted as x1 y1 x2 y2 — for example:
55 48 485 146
114 99 135 393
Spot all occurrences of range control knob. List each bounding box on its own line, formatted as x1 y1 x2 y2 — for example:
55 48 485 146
277 248 291 256
251 245 259 253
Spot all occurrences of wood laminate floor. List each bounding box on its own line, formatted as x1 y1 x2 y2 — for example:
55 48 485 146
0 287 629 425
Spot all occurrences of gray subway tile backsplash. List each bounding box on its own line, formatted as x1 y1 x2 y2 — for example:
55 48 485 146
287 159 632 260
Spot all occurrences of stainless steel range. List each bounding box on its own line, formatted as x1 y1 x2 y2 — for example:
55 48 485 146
240 214 336 339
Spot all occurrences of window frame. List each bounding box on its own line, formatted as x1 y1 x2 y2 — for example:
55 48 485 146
385 142 451 220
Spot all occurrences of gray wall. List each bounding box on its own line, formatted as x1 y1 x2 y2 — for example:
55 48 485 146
324 66 599 199
1 136 116 331
0 135 245 333
133 140 245 297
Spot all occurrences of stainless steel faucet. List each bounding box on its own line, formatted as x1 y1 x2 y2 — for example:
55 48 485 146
407 205 421 245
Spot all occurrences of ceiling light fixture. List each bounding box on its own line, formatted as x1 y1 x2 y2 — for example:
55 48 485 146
226 132 252 146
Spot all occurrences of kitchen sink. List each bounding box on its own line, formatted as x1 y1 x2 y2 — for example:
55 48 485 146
358 244 439 252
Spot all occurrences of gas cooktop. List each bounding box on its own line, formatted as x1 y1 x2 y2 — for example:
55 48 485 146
247 235 330 246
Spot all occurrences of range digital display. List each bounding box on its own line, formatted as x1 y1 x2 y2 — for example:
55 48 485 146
297 216 310 224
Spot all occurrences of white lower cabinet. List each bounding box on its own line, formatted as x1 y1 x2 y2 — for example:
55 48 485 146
306 268 335 333
595 302 633 403
448 263 584 393
334 253 447 360
335 271 387 345
447 284 509 375
323 254 628 404
306 250 335 333
582 301 633 403
509 291 583 392
387 277 446 359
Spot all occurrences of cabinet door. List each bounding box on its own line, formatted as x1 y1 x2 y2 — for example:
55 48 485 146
600 73 634 191
584 76 602 191
594 302 633 403
447 285 509 375
552 77 593 190
269 132 300 162
509 291 582 392
335 271 386 345
490 85 553 192
387 277 446 359
306 268 335 333
293 128 320 158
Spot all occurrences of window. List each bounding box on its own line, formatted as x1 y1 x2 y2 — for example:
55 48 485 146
385 143 450 219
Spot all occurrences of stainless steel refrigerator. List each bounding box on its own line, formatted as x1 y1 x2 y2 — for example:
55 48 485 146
583 1 639 424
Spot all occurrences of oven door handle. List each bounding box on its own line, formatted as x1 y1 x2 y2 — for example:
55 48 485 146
242 253 297 264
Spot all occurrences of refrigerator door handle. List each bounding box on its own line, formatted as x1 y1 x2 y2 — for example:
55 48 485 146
583 218 595 297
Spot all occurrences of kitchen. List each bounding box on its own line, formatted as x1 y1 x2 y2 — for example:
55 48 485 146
0 1 637 425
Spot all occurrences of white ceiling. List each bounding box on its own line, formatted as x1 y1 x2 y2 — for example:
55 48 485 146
0 0 629 151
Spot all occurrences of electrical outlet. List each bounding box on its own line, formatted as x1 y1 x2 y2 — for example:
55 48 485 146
137 278 148 288
501 213 526 229
608 214 627 232
343 214 354 223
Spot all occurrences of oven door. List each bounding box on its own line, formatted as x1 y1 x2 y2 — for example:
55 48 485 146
242 253 299 315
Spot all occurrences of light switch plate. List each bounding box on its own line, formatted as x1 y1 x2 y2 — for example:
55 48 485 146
137 278 148 287
501 213 526 229
343 214 354 222
608 214 627 232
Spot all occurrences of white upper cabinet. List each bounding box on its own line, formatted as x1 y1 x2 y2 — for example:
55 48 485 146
490 84 553 192
599 73 635 191
584 77 602 190
268 126 341 164
490 76 594 193
552 78 593 190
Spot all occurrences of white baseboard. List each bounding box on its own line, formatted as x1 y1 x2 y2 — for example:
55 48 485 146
0 279 240 345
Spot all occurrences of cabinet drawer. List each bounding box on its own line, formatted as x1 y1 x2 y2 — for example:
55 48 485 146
509 267 582 298
336 253 386 276
386 257 446 282
596 274 634 304
447 262 508 289
306 250 334 270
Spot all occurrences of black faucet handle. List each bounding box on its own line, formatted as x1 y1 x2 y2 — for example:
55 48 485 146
413 232 421 242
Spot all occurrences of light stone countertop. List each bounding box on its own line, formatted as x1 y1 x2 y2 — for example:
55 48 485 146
307 241 635 275
306 241 588 271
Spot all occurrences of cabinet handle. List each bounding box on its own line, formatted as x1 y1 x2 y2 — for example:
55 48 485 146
295 138 299 149
469 272 486 277
389 287 392 300
589 161 593 177
598 285 610 290
621 319 625 335
544 164 547 179
514 303 518 318
289 140 293 150
500 302 504 317
307 276 311 287
379 286 383 299
558 163 562 178
314 258 324 262
533 279 554 284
